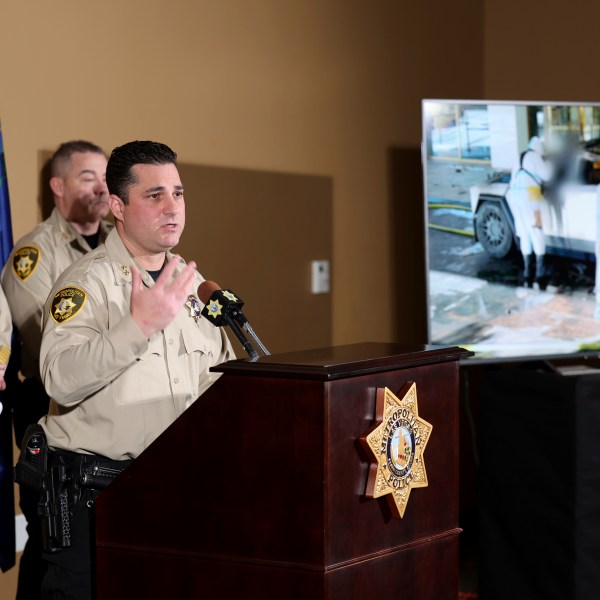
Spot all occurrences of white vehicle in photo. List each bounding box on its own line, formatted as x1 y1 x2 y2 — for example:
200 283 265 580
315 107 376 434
470 140 600 260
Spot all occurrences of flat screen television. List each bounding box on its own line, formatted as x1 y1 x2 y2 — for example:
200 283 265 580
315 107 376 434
421 99 600 364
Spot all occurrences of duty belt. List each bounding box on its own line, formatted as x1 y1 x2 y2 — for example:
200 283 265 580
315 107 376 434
48 449 132 491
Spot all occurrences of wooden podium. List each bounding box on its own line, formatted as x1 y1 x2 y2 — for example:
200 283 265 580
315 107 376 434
95 342 468 599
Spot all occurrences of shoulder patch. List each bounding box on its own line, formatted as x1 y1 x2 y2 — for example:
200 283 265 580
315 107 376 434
50 287 87 324
13 246 41 281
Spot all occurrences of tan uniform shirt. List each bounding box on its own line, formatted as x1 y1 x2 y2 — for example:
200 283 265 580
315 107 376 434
0 208 113 380
0 284 12 366
39 228 235 460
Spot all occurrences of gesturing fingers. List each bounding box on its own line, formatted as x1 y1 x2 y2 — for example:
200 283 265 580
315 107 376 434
154 256 196 296
130 256 198 339
153 254 182 288
131 264 143 293
169 260 197 298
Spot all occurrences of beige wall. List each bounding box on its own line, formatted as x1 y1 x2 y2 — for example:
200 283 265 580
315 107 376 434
0 0 483 350
483 0 600 101
0 1 484 594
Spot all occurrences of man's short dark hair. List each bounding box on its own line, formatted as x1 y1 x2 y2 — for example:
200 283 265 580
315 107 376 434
106 141 177 203
50 140 106 178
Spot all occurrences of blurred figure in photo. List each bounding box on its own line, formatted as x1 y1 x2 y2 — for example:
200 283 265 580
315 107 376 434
510 135 553 290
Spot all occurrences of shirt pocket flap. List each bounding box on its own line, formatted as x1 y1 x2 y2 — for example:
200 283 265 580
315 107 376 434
138 334 164 360
181 326 211 356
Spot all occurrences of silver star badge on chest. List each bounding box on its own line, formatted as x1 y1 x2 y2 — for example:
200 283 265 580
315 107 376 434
186 295 203 323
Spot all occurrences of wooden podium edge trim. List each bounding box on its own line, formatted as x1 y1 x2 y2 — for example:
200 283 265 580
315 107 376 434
212 349 469 381
96 527 462 573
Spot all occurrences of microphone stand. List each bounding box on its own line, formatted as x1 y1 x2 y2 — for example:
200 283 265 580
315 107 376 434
226 305 270 361
199 284 271 362
242 322 270 357
223 314 271 362
223 314 260 361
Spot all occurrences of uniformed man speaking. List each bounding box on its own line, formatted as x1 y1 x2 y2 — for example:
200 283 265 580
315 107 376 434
36 141 235 599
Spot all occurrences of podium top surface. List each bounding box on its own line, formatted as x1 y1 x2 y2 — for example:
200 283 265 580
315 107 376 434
212 341 470 380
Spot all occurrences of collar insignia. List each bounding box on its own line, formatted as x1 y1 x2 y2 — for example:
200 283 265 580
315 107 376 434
120 264 131 277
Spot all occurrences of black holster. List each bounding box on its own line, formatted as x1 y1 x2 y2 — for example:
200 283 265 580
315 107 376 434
14 428 132 554
13 424 69 552
38 460 72 553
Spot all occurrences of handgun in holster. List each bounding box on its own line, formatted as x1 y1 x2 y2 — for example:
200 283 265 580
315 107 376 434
13 424 72 552
13 423 47 492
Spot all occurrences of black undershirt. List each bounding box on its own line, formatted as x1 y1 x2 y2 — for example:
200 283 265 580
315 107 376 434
146 258 167 282
82 231 101 249
146 268 163 282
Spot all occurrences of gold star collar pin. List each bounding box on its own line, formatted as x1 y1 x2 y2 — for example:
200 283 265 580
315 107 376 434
360 383 433 518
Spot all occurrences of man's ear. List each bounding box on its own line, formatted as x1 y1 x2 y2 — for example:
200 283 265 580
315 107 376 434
49 176 64 199
110 194 125 223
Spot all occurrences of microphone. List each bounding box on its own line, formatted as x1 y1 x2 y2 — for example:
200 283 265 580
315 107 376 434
198 280 270 361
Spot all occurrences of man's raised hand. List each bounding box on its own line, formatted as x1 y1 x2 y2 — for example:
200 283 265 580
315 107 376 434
130 256 197 339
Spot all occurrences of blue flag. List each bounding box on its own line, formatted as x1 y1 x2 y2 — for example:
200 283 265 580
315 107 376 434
0 121 15 572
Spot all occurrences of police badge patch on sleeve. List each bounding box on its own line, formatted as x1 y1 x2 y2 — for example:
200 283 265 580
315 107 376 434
50 287 87 324
13 245 41 281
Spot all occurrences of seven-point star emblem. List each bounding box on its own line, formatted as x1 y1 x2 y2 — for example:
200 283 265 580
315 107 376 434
360 383 433 518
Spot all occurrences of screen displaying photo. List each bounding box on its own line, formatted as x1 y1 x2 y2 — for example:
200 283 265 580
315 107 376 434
422 100 600 363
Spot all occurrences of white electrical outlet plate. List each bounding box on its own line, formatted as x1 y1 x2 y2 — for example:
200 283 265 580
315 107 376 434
311 260 330 294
